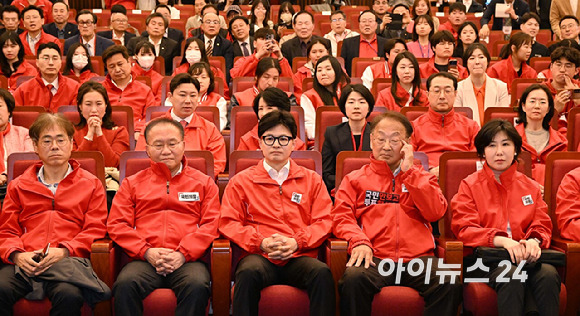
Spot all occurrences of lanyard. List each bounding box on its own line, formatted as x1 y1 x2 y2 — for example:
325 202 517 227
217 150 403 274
418 43 432 58
384 62 390 76
350 123 366 151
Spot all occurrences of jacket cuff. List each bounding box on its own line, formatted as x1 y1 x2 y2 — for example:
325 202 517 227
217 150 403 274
525 231 544 248
59 242 75 257
347 239 373 255
292 231 305 250
249 233 266 253
489 230 509 247
138 244 151 260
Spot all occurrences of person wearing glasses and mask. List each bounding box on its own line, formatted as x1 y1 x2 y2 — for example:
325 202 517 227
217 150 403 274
63 10 114 57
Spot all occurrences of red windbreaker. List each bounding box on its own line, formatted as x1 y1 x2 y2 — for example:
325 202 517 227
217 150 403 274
102 75 156 132
375 84 429 110
73 125 130 168
132 64 164 106
14 72 79 112
556 166 580 241
487 55 538 94
19 30 62 56
419 57 468 80
4 61 37 92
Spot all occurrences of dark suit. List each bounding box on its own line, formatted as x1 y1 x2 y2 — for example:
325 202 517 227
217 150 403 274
321 121 371 193
127 36 179 75
233 37 255 58
64 34 115 56
480 0 529 30
142 27 184 50
281 35 325 67
189 28 228 40
97 30 136 47
197 34 234 83
466 1 484 13
43 23 79 39
340 35 387 76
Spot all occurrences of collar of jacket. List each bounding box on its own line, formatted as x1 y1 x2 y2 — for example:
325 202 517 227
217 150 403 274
34 71 64 88
164 111 204 130
515 123 568 155
251 158 306 184
427 106 456 126
481 160 518 187
368 154 399 178
149 155 188 181
18 159 82 195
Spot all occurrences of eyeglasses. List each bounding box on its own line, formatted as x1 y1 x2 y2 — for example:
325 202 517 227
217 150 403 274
261 135 292 146
203 20 220 25
112 19 128 23
429 87 455 95
147 141 184 151
78 20 94 26
373 136 402 147
39 137 70 148
552 62 575 70
331 18 345 23
39 55 61 62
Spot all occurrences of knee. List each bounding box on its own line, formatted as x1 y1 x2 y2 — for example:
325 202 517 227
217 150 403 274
51 284 84 306
534 264 561 289
339 267 370 292
235 259 267 283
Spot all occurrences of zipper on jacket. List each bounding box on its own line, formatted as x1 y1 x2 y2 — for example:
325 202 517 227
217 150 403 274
279 185 282 195
166 181 169 194
441 115 445 127
392 179 395 192
52 199 54 209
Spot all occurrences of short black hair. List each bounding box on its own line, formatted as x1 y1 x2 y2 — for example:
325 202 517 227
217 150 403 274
391 3 409 13
102 45 129 65
21 5 43 19
258 110 297 139
228 15 249 31
256 57 281 79
253 87 291 118
516 84 555 130
111 4 127 15
384 38 408 58
370 111 413 138
145 117 184 142
520 12 540 25
76 9 97 24
560 15 580 26
430 30 455 49
146 12 168 29
37 42 61 57
338 84 374 117
201 4 218 16
53 1 69 10
1 5 20 20
170 73 200 94
154 4 172 14
426 72 457 91
135 40 156 56
331 10 346 20
293 10 314 24
449 2 466 13
0 88 15 117
254 27 275 40
474 119 522 159
551 46 580 67
358 10 377 23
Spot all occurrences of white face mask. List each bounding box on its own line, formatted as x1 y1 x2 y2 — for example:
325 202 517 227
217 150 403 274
186 50 202 64
138 55 155 69
72 54 88 70
280 13 292 24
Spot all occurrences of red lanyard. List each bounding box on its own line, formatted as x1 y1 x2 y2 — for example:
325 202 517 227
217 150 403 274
350 123 366 151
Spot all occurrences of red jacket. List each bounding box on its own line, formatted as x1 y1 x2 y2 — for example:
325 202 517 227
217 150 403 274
3 61 37 92
237 124 307 151
219 159 332 265
73 125 130 168
451 163 552 250
105 0 135 9
230 53 293 79
516 123 567 185
367 61 391 79
136 111 226 175
132 64 164 106
292 65 312 101
487 56 538 94
102 75 156 132
411 108 480 168
173 63 230 99
438 21 458 39
0 160 107 263
333 156 447 261
375 84 429 110
19 30 62 56
108 157 220 261
12 0 53 23
302 88 338 108
14 73 79 112
233 86 259 107
71 69 100 84
555 166 580 241
419 57 468 80
545 79 580 132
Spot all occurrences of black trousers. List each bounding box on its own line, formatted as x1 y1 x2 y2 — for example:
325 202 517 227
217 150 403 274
466 261 561 316
0 264 84 316
233 254 335 316
113 260 210 316
339 256 462 316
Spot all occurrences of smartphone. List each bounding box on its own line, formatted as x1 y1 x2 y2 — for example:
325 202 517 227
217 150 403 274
266 34 274 42
573 88 580 99
32 243 50 263
389 13 403 30
449 59 458 69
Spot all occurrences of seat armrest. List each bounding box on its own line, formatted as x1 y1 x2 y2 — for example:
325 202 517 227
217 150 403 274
211 239 231 316
91 238 117 288
551 236 580 316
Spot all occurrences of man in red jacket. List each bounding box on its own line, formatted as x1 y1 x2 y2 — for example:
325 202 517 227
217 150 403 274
0 113 108 315
220 110 335 316
14 42 80 112
108 117 220 316
419 31 468 80
19 5 61 56
333 111 461 316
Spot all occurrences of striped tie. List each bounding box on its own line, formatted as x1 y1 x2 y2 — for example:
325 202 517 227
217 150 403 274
206 39 213 57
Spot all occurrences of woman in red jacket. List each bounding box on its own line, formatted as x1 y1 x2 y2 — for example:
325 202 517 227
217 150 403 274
63 42 99 84
301 55 350 140
515 84 567 186
72 81 130 168
0 31 37 92
375 51 428 111
451 119 560 316
188 62 228 131
487 32 537 94
131 41 163 106
292 38 330 101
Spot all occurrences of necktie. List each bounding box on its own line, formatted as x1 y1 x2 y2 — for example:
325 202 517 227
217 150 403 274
241 42 250 57
301 41 307 57
180 120 187 129
46 84 54 96
206 39 213 57
86 43 93 57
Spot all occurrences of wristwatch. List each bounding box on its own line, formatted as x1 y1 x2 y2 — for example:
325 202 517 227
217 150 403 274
530 237 541 245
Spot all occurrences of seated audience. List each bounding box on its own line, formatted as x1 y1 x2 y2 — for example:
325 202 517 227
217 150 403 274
273 1 295 40
324 10 358 57
487 32 537 94
185 0 227 34
281 11 324 68
0 31 37 91
0 113 109 315
249 0 273 34
63 42 99 84
0 6 24 36
407 0 440 34
551 6 580 40
64 10 114 57
407 14 434 59
230 16 254 58
220 110 335 316
43 1 78 39
380 4 412 40
453 22 479 58
520 13 549 58
73 81 130 168
438 3 467 40
333 111 462 316
188 62 227 131
293 39 331 101
376 52 428 110
454 43 510 125
14 43 79 111
97 4 136 47
479 0 530 40
143 4 184 49
554 16 580 44
362 38 407 90
12 0 53 23
19 5 62 56
195 11 234 82
301 56 350 140
131 41 164 105
105 0 136 10
412 72 480 178
341 10 387 76
451 119 560 316
419 30 469 80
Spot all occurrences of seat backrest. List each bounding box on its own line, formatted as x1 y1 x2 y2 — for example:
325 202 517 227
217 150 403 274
371 78 392 95
292 57 308 73
7 151 106 188
492 40 508 57
16 75 34 88
196 106 220 130
91 56 105 75
229 150 322 176
483 106 519 125
209 56 226 75
438 151 532 238
529 57 551 73
232 77 255 95
510 78 546 107
335 151 371 190
352 57 383 78
119 150 215 182
567 107 580 151
12 106 46 128
302 78 314 93
544 152 580 237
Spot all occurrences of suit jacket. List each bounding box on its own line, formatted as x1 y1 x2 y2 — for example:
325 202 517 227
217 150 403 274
97 30 136 47
340 35 387 76
190 28 229 39
467 1 484 12
197 34 234 83
281 35 326 68
233 37 255 58
142 27 184 49
550 0 580 38
480 0 529 30
0 28 23 35
453 74 510 126
127 36 179 76
64 35 115 56
43 22 79 39
321 121 371 193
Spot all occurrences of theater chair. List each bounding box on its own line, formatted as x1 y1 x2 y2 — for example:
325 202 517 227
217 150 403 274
438 151 568 316
483 107 519 125
6 151 109 316
12 106 46 129
400 107 473 121
510 78 546 107
328 151 463 316
144 106 220 131
567 107 580 151
545 152 580 316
